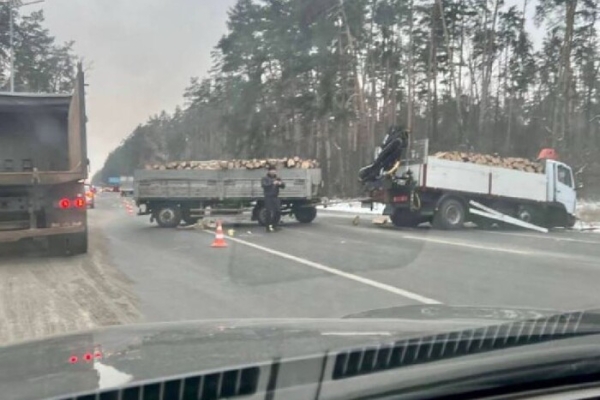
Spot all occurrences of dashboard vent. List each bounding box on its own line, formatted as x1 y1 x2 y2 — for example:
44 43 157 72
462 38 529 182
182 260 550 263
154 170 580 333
63 366 260 400
333 311 588 380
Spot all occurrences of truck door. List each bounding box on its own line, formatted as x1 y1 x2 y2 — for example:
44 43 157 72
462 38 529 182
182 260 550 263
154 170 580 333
548 160 576 215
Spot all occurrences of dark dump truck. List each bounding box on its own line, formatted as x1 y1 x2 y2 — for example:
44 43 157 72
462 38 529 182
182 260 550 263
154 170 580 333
134 168 322 227
0 64 88 255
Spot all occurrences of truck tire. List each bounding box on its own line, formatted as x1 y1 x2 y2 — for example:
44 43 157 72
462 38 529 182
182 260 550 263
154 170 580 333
48 232 88 256
433 198 466 230
390 208 421 228
156 206 182 228
257 207 281 226
294 206 317 224
516 205 539 225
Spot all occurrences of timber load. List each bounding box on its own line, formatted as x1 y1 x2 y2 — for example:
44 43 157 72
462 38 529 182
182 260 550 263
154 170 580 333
433 152 544 174
145 157 320 171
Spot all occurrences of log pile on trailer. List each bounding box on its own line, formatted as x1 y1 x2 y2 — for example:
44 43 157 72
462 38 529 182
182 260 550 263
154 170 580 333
145 157 320 171
432 152 544 173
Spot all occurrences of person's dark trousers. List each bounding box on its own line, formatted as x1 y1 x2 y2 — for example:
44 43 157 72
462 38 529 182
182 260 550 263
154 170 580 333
264 196 281 231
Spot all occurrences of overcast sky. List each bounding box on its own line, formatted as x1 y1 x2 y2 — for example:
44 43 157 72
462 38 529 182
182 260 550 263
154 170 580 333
24 0 539 176
26 0 236 175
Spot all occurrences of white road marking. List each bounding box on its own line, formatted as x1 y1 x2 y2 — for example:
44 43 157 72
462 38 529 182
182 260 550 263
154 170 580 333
324 222 534 255
204 231 442 305
320 213 600 246
400 235 532 255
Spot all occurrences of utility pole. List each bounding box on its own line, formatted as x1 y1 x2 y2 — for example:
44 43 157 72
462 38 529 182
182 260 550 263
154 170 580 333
3 0 45 92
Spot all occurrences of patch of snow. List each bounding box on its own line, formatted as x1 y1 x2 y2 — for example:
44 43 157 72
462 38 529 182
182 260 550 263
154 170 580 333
573 201 600 233
318 201 385 215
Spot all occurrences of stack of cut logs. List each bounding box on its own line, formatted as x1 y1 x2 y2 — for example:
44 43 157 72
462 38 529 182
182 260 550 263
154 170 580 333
433 151 544 173
145 157 320 171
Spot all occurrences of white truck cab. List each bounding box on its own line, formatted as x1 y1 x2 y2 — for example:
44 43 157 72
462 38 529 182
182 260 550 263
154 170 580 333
545 160 577 216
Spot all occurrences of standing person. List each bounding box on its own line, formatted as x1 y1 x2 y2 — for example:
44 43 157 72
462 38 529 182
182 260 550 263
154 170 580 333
261 166 285 232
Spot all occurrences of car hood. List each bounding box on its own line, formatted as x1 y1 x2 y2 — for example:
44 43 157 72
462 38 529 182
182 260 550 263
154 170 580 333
0 305 565 400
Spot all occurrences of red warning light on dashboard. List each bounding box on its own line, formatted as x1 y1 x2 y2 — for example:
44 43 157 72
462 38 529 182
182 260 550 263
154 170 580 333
69 356 78 364
84 353 93 362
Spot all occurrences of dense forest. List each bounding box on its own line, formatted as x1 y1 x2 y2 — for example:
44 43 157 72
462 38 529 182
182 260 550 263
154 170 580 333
0 4 77 92
97 0 600 197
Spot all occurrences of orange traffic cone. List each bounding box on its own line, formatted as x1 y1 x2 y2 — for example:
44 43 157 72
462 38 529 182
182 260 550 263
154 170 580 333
211 221 228 248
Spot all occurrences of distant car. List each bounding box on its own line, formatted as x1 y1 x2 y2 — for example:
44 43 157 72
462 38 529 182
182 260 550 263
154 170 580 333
84 184 95 209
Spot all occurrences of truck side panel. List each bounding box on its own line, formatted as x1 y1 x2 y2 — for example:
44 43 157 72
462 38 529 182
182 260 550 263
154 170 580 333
68 66 87 178
412 157 547 203
134 169 321 200
490 167 546 202
424 158 490 195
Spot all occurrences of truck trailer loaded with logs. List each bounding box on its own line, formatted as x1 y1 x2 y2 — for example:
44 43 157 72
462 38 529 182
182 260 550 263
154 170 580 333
134 159 322 227
360 130 577 230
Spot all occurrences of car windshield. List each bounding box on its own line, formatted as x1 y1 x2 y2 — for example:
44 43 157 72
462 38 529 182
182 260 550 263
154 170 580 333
0 0 599 398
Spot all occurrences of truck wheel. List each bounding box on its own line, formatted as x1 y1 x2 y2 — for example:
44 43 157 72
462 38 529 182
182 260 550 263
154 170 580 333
517 206 535 224
390 209 421 228
294 206 317 223
257 207 281 226
433 198 466 230
48 233 88 256
156 206 182 228
257 207 267 226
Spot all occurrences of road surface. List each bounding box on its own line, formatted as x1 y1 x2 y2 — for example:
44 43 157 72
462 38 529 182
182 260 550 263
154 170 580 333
1 192 599 346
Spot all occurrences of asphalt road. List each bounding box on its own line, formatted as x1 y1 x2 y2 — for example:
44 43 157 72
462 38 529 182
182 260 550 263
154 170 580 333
1 191 600 346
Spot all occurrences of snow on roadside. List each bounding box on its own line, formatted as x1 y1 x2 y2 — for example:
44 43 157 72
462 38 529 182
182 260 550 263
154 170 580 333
317 199 600 233
574 201 600 233
317 201 385 215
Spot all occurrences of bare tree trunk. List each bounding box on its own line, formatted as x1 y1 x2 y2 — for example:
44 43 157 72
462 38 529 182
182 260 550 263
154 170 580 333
323 120 332 196
436 0 464 140
406 0 415 132
339 0 367 127
505 0 528 154
477 0 501 146
563 0 577 150
552 0 578 148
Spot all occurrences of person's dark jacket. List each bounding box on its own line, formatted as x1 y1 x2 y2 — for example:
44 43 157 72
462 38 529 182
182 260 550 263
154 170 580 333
261 175 286 197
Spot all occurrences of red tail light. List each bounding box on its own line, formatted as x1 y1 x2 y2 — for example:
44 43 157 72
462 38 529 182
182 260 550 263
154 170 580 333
74 198 86 208
393 195 408 203
59 198 71 209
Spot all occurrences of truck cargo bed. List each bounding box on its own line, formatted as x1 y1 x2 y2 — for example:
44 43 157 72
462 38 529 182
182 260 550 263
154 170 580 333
404 157 548 202
134 169 322 200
